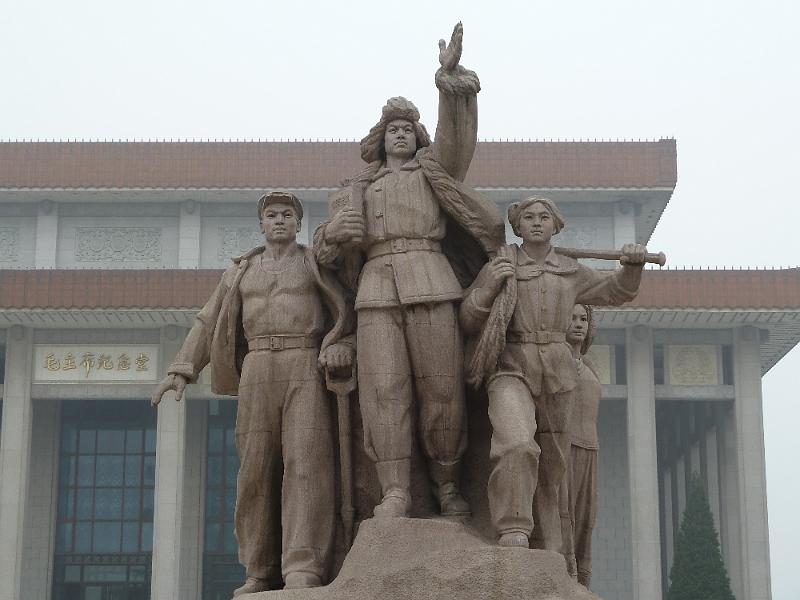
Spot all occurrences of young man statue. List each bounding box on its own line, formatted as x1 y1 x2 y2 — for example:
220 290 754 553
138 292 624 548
151 191 354 595
460 196 645 551
313 23 503 518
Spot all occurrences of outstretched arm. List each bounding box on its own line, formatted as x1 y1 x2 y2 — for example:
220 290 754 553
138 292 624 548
432 22 481 182
152 267 233 405
575 244 647 306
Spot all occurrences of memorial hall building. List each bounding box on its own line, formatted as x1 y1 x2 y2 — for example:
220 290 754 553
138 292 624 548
1 140 797 600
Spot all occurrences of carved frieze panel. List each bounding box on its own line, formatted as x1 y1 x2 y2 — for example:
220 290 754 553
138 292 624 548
218 227 262 260
585 344 612 385
76 227 162 262
667 345 720 385
0 227 20 262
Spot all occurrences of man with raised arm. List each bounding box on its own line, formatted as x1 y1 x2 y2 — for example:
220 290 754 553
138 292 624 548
152 191 354 595
313 23 504 519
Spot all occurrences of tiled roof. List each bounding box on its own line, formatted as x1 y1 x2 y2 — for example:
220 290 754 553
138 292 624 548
0 268 797 311
0 140 677 189
632 269 800 309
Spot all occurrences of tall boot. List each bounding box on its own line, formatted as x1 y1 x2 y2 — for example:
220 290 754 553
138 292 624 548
373 458 411 518
428 459 471 517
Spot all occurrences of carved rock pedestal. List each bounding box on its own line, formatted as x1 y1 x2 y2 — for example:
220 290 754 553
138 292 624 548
243 518 600 600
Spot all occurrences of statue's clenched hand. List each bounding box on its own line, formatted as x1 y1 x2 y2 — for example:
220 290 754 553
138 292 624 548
318 343 355 372
485 256 516 295
438 22 464 71
324 209 365 245
472 256 515 310
620 243 647 266
151 373 188 407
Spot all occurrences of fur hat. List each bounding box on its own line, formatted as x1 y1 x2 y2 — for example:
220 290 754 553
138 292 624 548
359 97 432 163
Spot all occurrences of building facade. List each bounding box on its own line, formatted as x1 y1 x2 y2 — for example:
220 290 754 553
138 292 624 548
0 140 797 600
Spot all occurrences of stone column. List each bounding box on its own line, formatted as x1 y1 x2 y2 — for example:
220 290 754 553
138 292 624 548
662 469 674 571
0 326 34 600
705 426 722 535
715 402 743 595
21 400 61 600
150 326 206 600
179 400 207 597
179 200 202 268
626 325 662 600
728 325 772 600
34 200 58 268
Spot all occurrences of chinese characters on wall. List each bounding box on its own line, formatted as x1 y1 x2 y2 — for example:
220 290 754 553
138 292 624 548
34 346 159 382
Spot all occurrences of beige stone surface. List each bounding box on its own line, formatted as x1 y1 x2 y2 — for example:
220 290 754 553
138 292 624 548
584 344 611 384
460 207 646 551
312 23 503 521
243 518 601 600
153 192 354 588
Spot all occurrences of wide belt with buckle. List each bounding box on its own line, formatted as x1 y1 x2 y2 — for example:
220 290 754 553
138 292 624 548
506 331 567 344
366 237 442 260
248 335 320 352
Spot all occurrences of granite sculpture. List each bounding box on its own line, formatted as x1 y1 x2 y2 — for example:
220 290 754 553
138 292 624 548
151 22 669 600
313 22 504 520
460 196 647 552
151 191 355 595
565 303 601 587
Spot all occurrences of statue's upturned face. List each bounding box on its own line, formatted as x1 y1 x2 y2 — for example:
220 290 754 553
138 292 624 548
518 202 556 245
567 304 589 346
384 119 417 160
260 201 299 243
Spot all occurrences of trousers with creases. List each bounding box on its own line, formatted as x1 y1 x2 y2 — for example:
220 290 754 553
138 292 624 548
356 303 467 466
234 348 334 583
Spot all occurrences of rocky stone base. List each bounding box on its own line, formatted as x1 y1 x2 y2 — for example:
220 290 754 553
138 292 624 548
242 517 601 600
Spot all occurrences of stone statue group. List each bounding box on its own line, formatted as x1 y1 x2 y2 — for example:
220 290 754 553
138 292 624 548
152 23 654 597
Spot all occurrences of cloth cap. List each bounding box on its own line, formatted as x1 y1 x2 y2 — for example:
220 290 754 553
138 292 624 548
257 191 304 221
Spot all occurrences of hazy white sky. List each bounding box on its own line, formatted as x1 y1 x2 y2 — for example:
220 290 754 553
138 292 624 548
2 0 798 596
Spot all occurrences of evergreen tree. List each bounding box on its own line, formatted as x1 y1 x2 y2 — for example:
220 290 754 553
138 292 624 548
667 472 735 600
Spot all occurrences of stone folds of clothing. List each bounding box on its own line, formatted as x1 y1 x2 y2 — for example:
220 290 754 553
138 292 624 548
460 243 640 546
567 358 602 586
166 245 353 582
